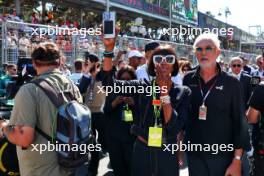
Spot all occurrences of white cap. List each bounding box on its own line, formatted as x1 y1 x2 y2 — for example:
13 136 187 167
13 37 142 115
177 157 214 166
128 50 143 59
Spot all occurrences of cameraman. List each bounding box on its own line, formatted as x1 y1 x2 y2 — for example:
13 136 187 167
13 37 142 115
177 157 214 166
0 42 82 176
247 81 264 176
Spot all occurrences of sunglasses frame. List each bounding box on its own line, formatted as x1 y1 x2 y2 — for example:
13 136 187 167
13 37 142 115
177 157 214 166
153 55 176 65
231 64 242 68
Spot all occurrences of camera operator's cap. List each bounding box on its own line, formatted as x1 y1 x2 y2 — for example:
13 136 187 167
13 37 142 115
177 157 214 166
128 50 143 59
145 41 160 52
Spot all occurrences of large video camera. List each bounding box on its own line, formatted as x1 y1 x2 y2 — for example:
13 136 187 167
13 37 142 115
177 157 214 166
6 57 37 99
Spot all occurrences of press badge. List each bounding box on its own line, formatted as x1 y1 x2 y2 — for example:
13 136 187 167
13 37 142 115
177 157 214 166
123 109 133 122
148 127 162 147
199 103 207 120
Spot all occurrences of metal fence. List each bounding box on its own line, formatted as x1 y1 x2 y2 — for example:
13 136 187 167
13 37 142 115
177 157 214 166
0 20 259 67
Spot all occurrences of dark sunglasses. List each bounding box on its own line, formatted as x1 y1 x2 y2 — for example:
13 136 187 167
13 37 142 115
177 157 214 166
232 64 242 68
195 46 214 53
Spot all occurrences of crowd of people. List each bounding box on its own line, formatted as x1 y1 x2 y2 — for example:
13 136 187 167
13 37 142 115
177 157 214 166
0 30 263 176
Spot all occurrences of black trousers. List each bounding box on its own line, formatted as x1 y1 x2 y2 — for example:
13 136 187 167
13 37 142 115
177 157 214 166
88 112 107 175
250 154 264 176
107 136 134 176
131 139 179 176
187 154 233 176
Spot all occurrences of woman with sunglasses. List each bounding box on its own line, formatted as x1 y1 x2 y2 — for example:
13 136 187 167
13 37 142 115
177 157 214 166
101 35 191 176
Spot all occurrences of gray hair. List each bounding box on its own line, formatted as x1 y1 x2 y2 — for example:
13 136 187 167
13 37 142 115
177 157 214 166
230 57 243 64
256 55 263 61
193 33 221 50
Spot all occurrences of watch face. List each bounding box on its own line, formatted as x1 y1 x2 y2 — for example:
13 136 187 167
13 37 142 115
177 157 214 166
234 156 241 160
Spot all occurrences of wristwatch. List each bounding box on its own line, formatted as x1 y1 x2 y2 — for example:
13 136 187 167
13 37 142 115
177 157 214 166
160 95 171 105
234 155 241 161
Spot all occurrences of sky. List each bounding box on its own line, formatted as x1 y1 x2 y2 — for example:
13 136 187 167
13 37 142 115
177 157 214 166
198 0 264 35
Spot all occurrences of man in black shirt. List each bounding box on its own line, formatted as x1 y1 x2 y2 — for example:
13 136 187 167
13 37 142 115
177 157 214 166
247 83 264 176
183 33 250 176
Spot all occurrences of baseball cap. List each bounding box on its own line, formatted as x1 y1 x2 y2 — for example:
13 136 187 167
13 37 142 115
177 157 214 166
128 50 143 59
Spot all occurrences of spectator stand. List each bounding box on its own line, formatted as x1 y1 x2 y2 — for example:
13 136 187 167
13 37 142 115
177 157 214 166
1 20 259 68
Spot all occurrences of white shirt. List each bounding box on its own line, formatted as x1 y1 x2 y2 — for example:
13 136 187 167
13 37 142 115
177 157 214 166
252 69 264 78
136 64 183 85
69 72 83 85
136 64 151 81
231 71 242 80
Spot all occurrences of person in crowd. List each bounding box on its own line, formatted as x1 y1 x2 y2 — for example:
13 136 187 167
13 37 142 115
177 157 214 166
127 50 143 70
78 53 107 176
240 56 254 75
136 41 160 81
229 57 252 109
104 66 137 176
247 82 264 176
0 64 17 97
113 50 127 71
139 56 146 66
60 55 71 77
136 41 182 85
252 55 264 81
101 29 191 176
0 42 82 176
69 59 84 85
229 56 253 176
178 60 192 80
183 33 250 176
177 59 193 167
117 60 126 70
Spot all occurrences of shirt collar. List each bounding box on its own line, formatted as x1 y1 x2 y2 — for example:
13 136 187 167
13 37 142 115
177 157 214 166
39 68 61 76
231 71 242 80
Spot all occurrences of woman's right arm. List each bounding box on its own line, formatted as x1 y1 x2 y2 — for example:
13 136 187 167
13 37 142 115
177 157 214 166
101 29 147 96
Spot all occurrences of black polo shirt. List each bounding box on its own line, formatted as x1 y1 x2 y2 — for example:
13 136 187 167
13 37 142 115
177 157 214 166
249 82 264 115
248 82 264 150
183 64 250 157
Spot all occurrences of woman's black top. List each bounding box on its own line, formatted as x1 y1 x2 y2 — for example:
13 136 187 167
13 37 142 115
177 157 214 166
102 70 191 144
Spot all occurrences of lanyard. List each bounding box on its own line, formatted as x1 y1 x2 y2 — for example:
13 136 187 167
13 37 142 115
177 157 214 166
125 104 129 110
152 80 161 126
198 78 218 104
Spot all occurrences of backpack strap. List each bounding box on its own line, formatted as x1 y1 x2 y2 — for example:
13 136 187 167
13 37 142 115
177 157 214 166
30 78 78 143
31 78 64 108
35 126 52 142
29 78 63 144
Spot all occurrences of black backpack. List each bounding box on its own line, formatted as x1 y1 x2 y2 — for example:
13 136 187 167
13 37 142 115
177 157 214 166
31 78 92 170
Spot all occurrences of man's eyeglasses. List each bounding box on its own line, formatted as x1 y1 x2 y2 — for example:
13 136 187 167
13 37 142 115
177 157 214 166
195 46 214 53
231 64 242 68
153 55 176 65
